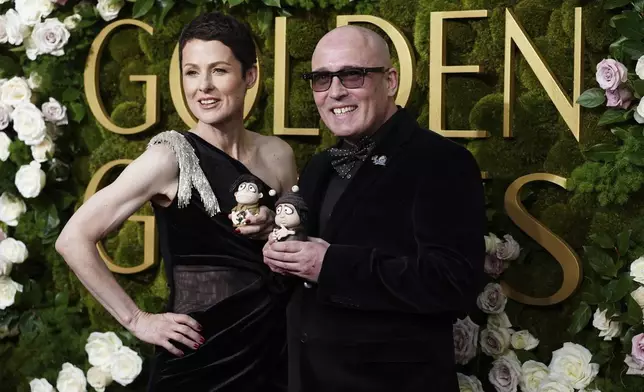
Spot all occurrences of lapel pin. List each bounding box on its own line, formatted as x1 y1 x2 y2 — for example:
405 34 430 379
371 155 387 166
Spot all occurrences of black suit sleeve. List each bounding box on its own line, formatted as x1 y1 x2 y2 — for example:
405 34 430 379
316 148 486 314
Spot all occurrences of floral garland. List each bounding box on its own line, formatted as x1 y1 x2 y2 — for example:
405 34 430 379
455 234 602 392
29 331 143 392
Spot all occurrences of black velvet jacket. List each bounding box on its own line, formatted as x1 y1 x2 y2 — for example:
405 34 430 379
287 109 486 392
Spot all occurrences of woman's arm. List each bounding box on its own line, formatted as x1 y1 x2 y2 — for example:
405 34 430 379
56 145 203 356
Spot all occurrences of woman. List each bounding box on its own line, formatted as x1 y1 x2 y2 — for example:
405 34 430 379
56 12 297 391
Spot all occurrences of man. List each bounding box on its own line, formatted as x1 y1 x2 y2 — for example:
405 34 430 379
263 26 486 392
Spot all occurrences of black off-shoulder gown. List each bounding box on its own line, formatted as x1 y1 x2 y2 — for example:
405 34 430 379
147 132 290 392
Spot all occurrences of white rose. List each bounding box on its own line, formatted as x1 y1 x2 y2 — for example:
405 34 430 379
548 342 599 389
538 380 574 392
0 131 10 161
56 362 87 392
496 234 521 261
1 76 32 107
488 312 513 330
457 373 484 392
592 308 621 341
489 354 522 392
29 378 55 392
11 102 46 145
631 257 644 285
86 331 123 370
520 360 549 392
511 330 539 350
0 103 12 131
27 72 42 90
0 13 7 44
480 327 511 358
0 237 28 264
31 136 54 163
0 192 26 226
453 316 479 365
15 0 55 26
15 161 46 198
110 346 143 386
42 97 67 125
0 275 23 309
86 367 112 392
636 110 644 124
96 0 125 22
26 18 70 60
63 14 81 30
485 233 502 254
2 9 29 46
637 56 644 80
477 283 507 314
632 287 644 308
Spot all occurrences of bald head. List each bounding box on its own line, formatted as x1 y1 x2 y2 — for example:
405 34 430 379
308 25 400 141
312 26 392 70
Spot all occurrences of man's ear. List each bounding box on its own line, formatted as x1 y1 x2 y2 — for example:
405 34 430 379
386 67 399 97
259 192 263 199
245 65 258 89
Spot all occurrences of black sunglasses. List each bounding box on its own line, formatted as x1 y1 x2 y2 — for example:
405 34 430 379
302 67 388 92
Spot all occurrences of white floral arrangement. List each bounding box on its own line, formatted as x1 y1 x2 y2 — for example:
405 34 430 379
455 233 602 392
29 331 143 392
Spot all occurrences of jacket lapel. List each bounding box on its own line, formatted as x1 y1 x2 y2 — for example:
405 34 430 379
299 152 334 237
321 110 417 242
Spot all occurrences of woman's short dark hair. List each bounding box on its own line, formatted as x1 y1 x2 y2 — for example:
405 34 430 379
179 11 256 75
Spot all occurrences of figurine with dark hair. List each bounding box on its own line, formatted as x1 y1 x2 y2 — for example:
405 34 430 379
271 185 308 242
230 173 265 227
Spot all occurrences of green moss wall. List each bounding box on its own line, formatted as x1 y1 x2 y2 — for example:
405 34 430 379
2 0 636 390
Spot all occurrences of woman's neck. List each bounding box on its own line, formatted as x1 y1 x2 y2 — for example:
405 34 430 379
193 117 250 161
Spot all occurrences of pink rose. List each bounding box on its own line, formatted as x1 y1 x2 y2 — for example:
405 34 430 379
0 227 5 242
596 59 628 90
453 316 479 365
631 333 644 366
485 255 506 278
606 87 632 109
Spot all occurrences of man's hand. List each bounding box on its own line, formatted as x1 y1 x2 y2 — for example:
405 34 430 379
263 237 330 282
230 206 275 240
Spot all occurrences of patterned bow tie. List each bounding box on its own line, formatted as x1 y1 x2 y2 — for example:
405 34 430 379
328 136 376 179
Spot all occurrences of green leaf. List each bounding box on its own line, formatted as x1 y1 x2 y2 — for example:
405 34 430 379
70 102 86 123
598 108 629 126
0 56 21 79
636 0 644 12
624 40 644 60
590 232 615 249
227 0 245 6
626 151 644 166
62 87 81 103
634 80 644 98
610 37 628 63
626 295 644 326
262 0 281 6
257 8 273 34
133 0 155 18
614 12 644 41
581 281 603 305
604 0 633 9
591 341 615 366
515 350 538 363
584 246 617 277
568 302 592 336
583 144 620 163
612 127 630 141
602 274 633 302
622 325 642 353
156 0 175 27
618 230 632 255
54 292 69 308
21 280 43 308
577 88 606 108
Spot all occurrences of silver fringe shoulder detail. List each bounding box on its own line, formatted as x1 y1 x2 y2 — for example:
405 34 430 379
147 130 221 216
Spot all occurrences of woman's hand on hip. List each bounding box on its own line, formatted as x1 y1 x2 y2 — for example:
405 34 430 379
128 311 204 357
